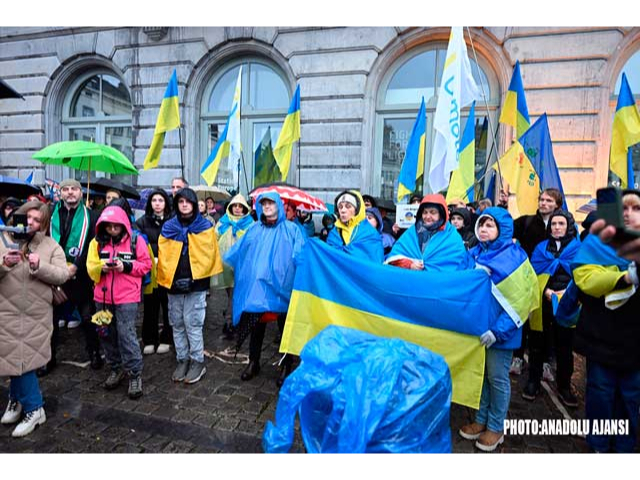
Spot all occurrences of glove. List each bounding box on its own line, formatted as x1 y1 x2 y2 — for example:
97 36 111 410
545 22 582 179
475 264 492 276
480 330 497 348
628 262 639 286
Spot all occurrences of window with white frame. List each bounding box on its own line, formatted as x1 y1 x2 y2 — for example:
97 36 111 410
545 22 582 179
200 59 291 194
611 52 640 189
62 71 133 183
375 45 500 202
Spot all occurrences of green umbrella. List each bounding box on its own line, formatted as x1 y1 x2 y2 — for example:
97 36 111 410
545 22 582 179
33 141 138 205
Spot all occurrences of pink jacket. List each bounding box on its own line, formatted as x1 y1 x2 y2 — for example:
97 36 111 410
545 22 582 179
87 206 152 305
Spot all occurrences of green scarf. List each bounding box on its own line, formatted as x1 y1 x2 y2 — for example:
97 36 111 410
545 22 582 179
51 202 90 263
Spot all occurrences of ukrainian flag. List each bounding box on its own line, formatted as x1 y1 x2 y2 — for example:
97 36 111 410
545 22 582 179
498 114 566 215
499 60 530 139
446 101 476 203
610 72 640 188
200 105 235 186
274 85 301 181
397 97 427 203
280 238 496 409
143 70 181 170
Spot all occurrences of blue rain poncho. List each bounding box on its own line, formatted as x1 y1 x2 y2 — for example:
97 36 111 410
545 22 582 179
263 325 452 453
224 192 306 326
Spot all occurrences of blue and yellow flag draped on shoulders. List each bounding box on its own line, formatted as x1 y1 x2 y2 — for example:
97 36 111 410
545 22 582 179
397 97 426 203
274 85 301 181
144 70 181 170
529 238 580 331
281 238 500 409
610 72 640 188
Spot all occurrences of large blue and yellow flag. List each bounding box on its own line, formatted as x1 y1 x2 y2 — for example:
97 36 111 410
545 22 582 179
397 97 427 203
274 85 301 181
200 106 235 186
144 70 181 170
446 101 476 203
610 72 640 188
498 114 566 215
280 238 497 409
499 60 530 139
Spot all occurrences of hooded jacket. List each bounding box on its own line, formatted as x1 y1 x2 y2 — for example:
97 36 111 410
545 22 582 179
0 231 69 376
327 190 384 263
0 197 22 224
450 207 478 250
365 207 396 255
158 188 223 292
467 207 539 349
135 188 172 257
224 191 306 325
386 194 466 272
86 205 152 305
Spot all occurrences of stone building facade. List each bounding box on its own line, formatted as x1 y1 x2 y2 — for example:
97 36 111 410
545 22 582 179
1 26 639 214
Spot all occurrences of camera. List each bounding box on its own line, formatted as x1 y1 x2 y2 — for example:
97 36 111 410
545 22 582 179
596 187 640 242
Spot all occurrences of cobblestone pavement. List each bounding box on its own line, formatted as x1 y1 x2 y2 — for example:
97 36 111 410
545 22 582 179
0 289 635 453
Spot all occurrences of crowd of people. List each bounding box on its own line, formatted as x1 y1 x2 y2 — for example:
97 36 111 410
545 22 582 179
1 178 639 454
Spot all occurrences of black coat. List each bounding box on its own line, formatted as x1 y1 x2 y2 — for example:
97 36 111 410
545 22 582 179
513 211 548 258
575 276 640 371
135 188 172 257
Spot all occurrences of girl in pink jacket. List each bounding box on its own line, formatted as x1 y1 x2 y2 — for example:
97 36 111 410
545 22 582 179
87 205 151 399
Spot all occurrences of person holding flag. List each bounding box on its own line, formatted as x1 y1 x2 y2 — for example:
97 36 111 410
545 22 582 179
428 26 481 194
609 72 640 189
144 70 181 171
273 85 301 182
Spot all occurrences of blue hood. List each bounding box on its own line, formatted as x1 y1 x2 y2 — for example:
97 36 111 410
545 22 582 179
365 207 384 234
474 206 514 251
255 191 286 225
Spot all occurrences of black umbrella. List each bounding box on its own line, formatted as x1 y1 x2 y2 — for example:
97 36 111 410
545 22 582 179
0 78 24 100
0 175 41 199
81 177 140 200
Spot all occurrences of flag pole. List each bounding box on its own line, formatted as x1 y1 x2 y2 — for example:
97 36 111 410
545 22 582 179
465 27 505 197
178 126 185 179
240 150 250 194
297 141 301 188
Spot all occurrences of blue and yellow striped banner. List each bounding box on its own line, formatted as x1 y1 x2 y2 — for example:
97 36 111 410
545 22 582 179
144 70 181 170
610 72 640 188
280 239 499 409
499 60 530 139
274 85 301 181
397 97 427 203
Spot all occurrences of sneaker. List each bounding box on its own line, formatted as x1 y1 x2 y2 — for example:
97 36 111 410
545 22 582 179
103 369 125 390
172 360 190 382
543 362 555 382
143 345 155 355
509 357 524 375
67 320 81 329
57 319 66 328
522 381 540 401
558 387 578 408
11 407 46 438
184 361 207 384
128 376 143 399
475 430 504 452
459 422 486 440
156 343 171 355
1 400 22 425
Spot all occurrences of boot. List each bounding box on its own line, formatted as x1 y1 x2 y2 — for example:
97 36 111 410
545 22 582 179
276 356 293 387
240 361 260 381
36 358 57 377
90 350 104 370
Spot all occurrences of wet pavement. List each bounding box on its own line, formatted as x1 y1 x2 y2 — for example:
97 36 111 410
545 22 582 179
0 289 633 453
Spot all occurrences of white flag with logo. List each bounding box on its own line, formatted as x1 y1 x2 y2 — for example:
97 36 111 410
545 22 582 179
228 66 243 188
428 27 481 193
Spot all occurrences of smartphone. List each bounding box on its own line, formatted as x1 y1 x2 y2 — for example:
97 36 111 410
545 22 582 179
105 261 118 267
596 187 640 242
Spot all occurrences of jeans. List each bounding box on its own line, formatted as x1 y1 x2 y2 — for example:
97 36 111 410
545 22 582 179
476 348 513 433
585 359 640 453
142 287 172 347
168 291 207 363
9 371 43 413
97 302 143 376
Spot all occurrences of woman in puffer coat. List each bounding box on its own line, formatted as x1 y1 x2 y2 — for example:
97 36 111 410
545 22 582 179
1 201 69 437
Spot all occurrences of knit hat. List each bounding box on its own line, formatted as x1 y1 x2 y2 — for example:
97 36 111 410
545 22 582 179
59 178 81 189
337 193 358 210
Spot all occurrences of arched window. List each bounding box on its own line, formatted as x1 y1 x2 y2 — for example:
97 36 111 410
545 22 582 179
62 70 132 182
611 52 640 189
375 45 500 202
200 59 291 192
